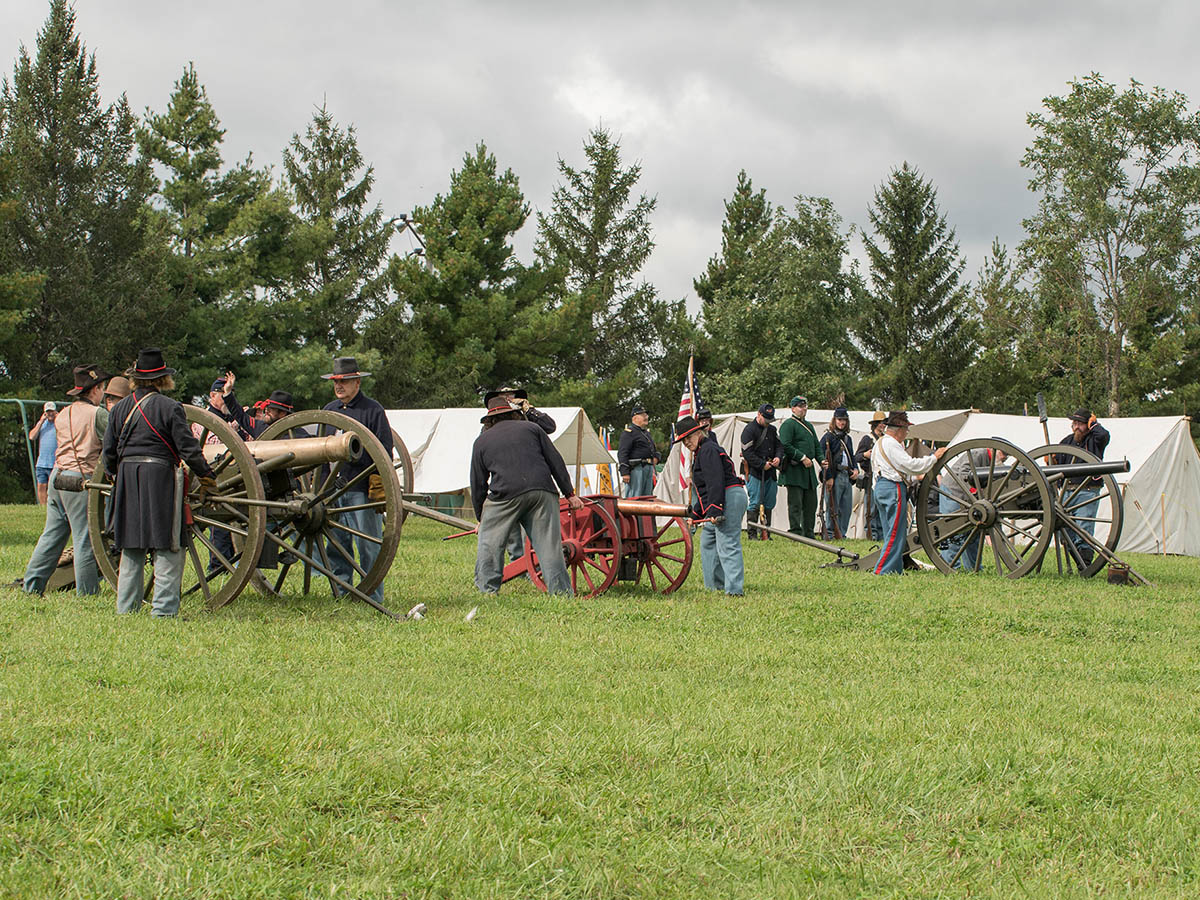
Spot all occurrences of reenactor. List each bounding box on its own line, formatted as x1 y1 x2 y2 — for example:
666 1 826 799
618 405 659 497
103 349 217 616
321 357 393 604
778 396 821 538
482 386 556 564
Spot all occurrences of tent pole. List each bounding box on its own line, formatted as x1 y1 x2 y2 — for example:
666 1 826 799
575 410 584 493
1161 493 1167 555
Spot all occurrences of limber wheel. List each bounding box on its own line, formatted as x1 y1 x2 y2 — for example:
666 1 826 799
1029 443 1122 578
915 438 1054 578
258 410 402 615
87 406 267 611
525 498 621 598
630 515 694 593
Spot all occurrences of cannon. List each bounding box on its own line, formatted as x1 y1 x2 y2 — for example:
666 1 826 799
750 437 1146 583
496 495 696 597
86 406 411 617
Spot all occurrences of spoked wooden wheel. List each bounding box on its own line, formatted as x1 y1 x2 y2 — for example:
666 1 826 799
630 516 694 593
87 406 267 611
1030 443 1122 578
390 427 415 524
526 498 621 597
258 410 402 614
916 438 1054 578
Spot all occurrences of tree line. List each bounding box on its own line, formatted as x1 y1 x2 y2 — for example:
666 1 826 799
3 2 1200 500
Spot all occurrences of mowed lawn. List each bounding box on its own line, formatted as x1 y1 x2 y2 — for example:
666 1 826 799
2 503 1200 899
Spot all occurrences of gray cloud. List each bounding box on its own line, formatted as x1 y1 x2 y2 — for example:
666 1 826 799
3 0 1198 312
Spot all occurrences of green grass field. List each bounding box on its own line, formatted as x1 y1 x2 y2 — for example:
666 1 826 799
2 503 1199 898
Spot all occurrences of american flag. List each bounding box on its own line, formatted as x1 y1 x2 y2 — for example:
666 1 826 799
676 356 702 489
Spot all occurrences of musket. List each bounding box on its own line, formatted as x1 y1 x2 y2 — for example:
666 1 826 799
824 432 843 541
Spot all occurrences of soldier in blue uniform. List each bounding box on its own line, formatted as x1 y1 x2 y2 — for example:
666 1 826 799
618 405 659 498
321 357 393 604
102 349 217 616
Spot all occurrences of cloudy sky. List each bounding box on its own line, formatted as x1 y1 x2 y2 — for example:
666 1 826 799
4 1 1197 312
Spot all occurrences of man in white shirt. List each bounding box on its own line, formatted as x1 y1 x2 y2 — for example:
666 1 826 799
872 410 946 574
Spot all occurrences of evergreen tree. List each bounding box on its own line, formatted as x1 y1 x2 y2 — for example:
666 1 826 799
0 0 170 390
693 169 772 306
958 239 1038 412
279 103 393 350
855 163 975 407
367 143 567 407
702 195 864 411
535 127 696 427
139 62 279 398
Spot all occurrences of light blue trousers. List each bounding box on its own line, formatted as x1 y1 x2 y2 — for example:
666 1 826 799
326 489 384 604
873 479 907 575
938 489 982 572
700 485 749 595
476 490 571 595
117 547 186 616
824 471 852 536
625 464 654 498
746 475 778 514
23 469 100 595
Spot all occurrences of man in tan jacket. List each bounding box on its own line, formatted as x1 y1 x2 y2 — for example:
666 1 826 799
21 364 111 595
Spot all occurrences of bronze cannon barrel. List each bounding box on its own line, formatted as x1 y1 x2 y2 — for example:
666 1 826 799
202 432 362 466
615 499 691 518
970 459 1131 481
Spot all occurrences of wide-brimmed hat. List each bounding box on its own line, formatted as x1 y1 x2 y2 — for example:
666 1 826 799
480 401 520 424
870 410 887 424
66 363 112 396
263 390 294 412
130 348 176 380
483 386 527 406
884 410 912 428
673 415 706 443
1068 408 1092 423
103 376 132 401
321 357 371 380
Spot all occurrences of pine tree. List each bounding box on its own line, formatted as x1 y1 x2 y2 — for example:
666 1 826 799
280 103 393 350
855 163 975 407
535 127 695 427
0 0 170 389
367 143 567 406
139 62 279 398
693 169 772 305
702 195 864 411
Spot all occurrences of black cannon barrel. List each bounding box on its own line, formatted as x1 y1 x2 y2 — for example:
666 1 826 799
969 459 1130 481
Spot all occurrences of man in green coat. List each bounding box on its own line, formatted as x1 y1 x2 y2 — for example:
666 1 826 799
778 395 820 537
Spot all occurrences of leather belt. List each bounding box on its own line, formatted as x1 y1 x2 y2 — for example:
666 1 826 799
121 455 172 466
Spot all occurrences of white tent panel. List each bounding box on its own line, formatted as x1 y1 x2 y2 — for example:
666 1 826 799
386 406 612 496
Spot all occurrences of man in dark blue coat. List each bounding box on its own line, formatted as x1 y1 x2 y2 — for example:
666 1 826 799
740 404 782 536
677 415 748 595
321 357 393 604
102 348 216 617
1054 408 1111 568
471 400 582 594
618 405 659 497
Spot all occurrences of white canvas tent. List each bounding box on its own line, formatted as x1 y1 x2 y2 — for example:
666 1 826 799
946 413 1200 557
386 407 614 502
654 410 971 535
